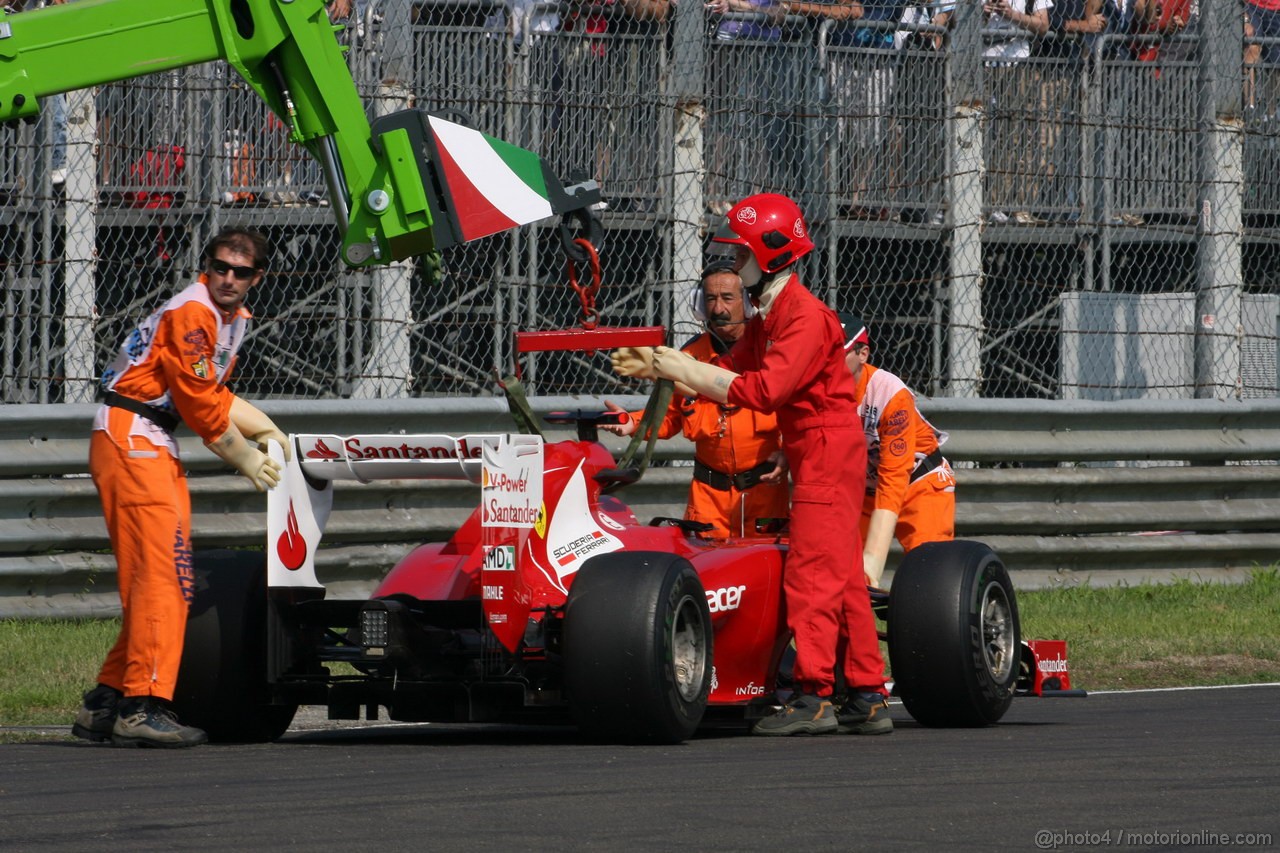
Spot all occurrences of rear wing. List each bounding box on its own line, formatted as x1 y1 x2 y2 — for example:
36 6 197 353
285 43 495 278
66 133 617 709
266 433 543 592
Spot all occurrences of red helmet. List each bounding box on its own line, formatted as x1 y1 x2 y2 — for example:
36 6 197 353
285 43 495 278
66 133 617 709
712 193 814 274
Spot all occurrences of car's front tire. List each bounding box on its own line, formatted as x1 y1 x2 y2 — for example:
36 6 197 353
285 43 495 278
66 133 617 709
887 540 1020 727
563 552 712 744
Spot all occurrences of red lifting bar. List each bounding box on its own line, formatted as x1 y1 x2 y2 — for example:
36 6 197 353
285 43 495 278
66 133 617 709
512 230 667 375
515 326 666 355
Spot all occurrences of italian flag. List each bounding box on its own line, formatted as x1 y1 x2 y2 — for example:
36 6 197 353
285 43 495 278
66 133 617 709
428 115 555 243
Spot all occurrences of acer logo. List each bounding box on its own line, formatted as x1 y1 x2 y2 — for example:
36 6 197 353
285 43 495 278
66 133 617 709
706 584 746 614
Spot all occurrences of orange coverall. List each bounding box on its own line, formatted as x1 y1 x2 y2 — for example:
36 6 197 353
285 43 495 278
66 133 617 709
90 277 247 701
854 364 956 551
719 276 885 697
632 332 788 539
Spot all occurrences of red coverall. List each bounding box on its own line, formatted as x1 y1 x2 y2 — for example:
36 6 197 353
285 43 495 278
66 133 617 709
719 275 886 696
631 332 788 539
854 364 956 551
90 277 247 701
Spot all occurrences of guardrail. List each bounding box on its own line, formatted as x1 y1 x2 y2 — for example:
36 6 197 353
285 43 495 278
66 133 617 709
3 397 1278 617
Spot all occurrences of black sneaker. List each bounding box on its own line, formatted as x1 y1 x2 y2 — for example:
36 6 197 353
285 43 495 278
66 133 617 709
752 693 837 737
71 683 121 743
836 691 894 735
111 697 208 748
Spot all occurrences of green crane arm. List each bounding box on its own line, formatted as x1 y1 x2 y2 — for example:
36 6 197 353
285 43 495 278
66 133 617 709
0 0 599 267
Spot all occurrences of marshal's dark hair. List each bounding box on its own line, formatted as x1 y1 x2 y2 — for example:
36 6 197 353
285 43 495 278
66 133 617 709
203 226 270 270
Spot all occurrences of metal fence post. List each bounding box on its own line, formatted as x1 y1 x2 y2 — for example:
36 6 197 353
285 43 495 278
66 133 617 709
1196 5 1245 400
62 87 97 404
352 83 415 400
670 2 707 333
946 0 984 397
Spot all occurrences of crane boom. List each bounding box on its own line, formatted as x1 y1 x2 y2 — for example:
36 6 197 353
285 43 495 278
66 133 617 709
0 0 599 266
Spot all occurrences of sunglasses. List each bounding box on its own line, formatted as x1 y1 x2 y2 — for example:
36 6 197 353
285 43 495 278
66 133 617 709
207 258 261 281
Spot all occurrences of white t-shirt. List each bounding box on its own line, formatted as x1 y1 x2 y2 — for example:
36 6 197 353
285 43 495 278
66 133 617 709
896 1 957 50
984 0 1054 61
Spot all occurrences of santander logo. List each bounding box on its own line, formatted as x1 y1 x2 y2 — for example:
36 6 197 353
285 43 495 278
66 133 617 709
300 434 488 463
306 439 340 460
276 503 307 571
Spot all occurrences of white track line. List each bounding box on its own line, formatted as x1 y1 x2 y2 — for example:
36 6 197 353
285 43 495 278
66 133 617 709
1085 682 1280 696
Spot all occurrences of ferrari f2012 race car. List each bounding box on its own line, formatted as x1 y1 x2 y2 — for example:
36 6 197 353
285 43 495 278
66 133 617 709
173 411 1078 744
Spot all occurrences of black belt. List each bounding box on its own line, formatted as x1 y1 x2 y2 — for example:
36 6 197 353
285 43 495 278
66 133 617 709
908 448 945 484
104 392 180 433
693 458 775 492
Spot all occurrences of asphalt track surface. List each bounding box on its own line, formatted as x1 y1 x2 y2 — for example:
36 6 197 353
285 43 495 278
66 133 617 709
2 685 1278 852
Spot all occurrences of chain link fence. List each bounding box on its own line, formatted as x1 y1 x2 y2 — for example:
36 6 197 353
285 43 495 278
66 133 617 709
1 0 1277 405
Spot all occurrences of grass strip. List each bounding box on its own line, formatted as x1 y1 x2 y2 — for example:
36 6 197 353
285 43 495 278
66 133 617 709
1018 568 1280 690
2 569 1277 730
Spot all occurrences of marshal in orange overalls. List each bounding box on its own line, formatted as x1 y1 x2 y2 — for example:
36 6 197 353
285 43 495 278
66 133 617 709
853 364 956 552
90 277 246 701
631 332 788 539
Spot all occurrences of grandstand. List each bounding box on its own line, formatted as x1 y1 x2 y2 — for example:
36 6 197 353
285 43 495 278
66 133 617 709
1 1 1275 404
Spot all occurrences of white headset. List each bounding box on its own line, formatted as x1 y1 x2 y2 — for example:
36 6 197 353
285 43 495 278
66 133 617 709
689 260 756 323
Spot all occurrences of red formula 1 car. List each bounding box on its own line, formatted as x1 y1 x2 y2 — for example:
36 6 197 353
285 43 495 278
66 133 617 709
173 412 1077 744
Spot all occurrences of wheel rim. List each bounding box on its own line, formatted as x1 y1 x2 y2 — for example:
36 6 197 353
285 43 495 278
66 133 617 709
980 581 1015 683
670 594 708 703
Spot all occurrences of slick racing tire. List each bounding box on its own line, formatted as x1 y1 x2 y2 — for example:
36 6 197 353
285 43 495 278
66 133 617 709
172 550 297 743
564 552 713 744
887 540 1020 727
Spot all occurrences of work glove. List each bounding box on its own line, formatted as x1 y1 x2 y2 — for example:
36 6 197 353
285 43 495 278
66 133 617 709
205 421 282 492
651 346 739 404
230 395 291 461
600 400 638 437
610 346 657 381
863 508 898 587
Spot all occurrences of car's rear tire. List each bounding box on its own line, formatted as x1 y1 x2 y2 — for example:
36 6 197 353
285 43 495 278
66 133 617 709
563 552 712 744
172 550 297 743
887 540 1020 727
